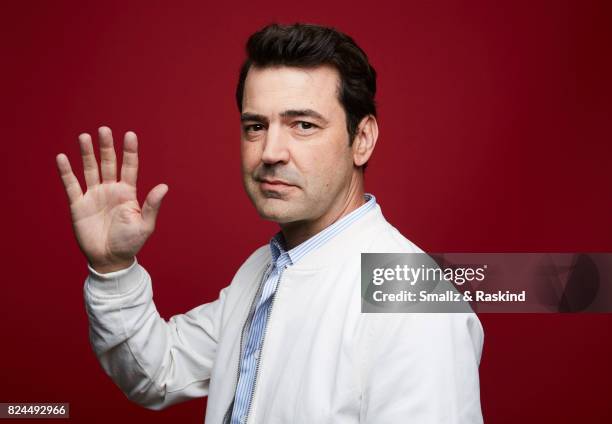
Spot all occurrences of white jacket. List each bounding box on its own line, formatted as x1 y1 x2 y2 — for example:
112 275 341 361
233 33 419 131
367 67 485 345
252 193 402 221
84 202 484 423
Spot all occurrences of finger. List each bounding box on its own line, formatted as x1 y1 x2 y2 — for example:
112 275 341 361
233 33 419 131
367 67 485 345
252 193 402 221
98 126 117 182
142 184 169 232
120 131 139 187
56 153 83 204
78 133 100 188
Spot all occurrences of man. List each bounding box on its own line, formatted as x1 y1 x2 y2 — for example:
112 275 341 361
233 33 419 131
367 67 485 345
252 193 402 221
56 23 484 423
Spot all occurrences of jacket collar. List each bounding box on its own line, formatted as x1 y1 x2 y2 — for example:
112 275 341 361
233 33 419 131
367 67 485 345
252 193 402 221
281 201 390 272
269 193 378 268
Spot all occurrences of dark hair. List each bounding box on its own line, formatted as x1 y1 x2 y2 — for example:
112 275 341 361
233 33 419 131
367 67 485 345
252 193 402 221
235 23 377 147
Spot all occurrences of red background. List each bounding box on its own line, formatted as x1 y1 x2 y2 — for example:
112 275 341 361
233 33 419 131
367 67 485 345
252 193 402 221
2 1 611 422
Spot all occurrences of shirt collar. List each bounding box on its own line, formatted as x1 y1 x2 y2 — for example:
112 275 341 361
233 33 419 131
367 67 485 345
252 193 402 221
269 193 377 268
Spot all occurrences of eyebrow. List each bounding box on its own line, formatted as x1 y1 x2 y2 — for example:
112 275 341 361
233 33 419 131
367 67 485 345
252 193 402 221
240 109 329 125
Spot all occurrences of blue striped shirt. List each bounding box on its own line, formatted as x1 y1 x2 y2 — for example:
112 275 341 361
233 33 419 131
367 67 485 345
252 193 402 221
229 193 377 424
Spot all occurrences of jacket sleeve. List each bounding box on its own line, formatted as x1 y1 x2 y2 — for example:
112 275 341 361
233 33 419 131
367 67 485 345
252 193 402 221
83 257 227 410
359 312 484 424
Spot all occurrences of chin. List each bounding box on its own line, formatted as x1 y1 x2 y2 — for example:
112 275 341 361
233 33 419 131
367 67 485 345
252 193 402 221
253 197 301 224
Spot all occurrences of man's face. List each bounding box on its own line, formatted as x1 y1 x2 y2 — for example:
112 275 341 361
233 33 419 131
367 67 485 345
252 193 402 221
240 65 355 224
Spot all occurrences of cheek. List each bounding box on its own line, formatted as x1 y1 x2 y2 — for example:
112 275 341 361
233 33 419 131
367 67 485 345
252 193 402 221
292 135 350 187
240 142 261 172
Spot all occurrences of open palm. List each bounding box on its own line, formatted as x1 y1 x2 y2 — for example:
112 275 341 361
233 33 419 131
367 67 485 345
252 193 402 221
56 127 168 273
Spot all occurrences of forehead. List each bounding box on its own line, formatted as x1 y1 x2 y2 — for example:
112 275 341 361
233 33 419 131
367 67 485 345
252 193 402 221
242 65 343 116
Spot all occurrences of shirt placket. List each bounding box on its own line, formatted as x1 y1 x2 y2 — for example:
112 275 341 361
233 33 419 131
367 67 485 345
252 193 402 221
230 263 281 424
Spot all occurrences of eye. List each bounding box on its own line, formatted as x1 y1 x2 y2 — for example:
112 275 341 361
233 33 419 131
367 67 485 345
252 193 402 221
244 123 265 133
294 121 318 132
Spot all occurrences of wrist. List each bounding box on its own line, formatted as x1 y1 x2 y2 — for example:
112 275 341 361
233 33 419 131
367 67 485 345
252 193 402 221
90 257 135 274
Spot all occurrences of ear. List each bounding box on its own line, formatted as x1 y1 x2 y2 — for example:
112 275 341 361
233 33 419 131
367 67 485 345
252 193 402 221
352 115 379 167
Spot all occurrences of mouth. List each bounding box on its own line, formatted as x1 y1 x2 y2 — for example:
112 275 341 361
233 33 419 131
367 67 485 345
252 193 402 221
258 178 296 191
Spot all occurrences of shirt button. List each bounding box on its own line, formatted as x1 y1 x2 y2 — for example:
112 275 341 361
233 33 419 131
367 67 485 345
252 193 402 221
254 349 260 359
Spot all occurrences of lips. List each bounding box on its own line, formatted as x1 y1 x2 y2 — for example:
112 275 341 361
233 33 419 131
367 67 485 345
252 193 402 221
259 178 296 190
261 179 292 185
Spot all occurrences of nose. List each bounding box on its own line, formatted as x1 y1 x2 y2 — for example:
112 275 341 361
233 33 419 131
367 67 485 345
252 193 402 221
261 124 290 165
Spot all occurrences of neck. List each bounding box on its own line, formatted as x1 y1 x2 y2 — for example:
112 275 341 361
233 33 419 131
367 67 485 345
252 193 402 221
280 173 365 250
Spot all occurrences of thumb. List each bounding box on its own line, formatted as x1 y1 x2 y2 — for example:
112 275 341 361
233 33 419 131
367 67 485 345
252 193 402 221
142 183 169 232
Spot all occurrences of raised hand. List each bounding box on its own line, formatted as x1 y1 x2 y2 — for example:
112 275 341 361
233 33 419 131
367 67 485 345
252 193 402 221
56 127 168 273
